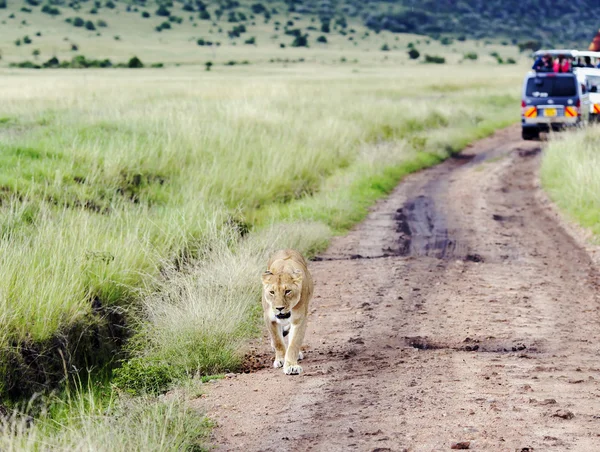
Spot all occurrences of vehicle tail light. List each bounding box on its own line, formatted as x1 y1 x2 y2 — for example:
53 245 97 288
576 99 581 116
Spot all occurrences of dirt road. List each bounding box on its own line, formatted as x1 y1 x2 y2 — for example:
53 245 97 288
199 126 600 451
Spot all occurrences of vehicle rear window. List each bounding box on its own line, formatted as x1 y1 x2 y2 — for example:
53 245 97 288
526 77 577 97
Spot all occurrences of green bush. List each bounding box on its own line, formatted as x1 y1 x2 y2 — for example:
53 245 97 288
424 54 445 64
141 10 150 18
506 57 517 64
21 7 33 13
244 36 255 45
0 0 6 9
72 16 84 27
23 35 32 44
128 56 144 68
317 35 327 43
113 358 183 395
85 20 95 30
408 48 420 59
463 52 478 60
381 43 390 51
440 36 453 45
155 5 170 16
199 9 210 20
97 19 107 27
291 33 308 47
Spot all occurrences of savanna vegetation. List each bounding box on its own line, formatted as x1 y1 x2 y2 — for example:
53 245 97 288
541 127 600 240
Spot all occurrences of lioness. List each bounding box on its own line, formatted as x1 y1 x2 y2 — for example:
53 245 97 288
261 249 313 375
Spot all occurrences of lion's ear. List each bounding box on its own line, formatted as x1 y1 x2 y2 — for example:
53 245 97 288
261 270 273 285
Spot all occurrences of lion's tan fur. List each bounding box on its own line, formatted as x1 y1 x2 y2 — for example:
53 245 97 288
261 249 313 375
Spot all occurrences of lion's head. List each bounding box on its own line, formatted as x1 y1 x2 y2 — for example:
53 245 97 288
261 270 303 319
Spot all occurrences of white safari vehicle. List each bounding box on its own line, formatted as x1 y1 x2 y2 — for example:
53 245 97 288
573 51 600 121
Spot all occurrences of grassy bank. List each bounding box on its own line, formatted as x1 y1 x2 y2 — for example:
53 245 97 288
0 62 523 448
541 126 600 238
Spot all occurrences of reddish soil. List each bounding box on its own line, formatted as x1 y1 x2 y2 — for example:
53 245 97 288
197 126 600 451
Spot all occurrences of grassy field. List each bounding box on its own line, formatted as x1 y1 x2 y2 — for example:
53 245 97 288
0 0 526 67
541 127 600 239
0 16 527 447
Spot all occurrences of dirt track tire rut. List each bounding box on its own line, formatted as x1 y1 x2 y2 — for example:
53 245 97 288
198 126 600 451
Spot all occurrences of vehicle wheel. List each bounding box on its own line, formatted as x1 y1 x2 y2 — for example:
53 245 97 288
522 128 539 141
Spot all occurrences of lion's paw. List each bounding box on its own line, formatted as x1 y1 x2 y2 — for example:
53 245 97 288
273 359 284 368
283 364 303 375
298 351 304 361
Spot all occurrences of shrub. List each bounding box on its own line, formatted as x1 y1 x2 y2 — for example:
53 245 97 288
155 5 170 16
0 0 6 8
128 56 144 68
199 9 210 20
97 19 107 27
89 8 97 13
291 33 308 47
21 7 33 13
182 3 194 12
32 48 40 58
251 2 265 14
440 37 453 45
72 16 84 26
141 10 150 18
320 20 330 33
463 52 478 60
85 20 95 30
381 43 390 51
105 0 115 8
113 358 183 395
15 39 22 46
517 40 541 52
244 36 255 45
506 57 517 64
316 35 327 43
151 62 164 68
23 35 32 44
205 61 212 71
424 54 445 64
43 56 60 67
408 48 420 59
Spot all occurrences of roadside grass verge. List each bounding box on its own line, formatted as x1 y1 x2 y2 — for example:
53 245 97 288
0 64 522 448
541 126 600 238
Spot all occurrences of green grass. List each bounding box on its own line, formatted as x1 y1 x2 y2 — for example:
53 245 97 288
541 126 600 239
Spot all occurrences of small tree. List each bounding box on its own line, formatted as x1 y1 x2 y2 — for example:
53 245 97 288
128 56 144 68
205 61 212 71
408 48 420 59
32 49 40 59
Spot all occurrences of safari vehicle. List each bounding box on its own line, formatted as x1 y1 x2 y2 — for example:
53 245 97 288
574 67 600 121
521 71 589 140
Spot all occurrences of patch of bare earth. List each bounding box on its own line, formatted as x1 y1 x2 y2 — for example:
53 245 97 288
196 126 600 451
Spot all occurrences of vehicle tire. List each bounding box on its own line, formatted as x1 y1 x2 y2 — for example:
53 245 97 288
522 128 539 141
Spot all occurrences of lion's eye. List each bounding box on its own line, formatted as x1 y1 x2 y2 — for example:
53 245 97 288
285 290 292 296
269 290 275 295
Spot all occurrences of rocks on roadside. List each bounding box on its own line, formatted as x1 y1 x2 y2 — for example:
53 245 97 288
552 409 574 420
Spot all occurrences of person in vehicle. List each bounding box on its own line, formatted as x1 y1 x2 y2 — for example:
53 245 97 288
553 54 571 73
584 56 595 68
532 53 552 72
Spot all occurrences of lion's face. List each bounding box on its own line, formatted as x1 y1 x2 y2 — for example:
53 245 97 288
262 270 303 319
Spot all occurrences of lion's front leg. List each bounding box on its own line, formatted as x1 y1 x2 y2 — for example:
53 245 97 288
283 319 307 375
266 319 286 368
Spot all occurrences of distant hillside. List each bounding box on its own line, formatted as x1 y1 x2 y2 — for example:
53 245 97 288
286 0 597 47
0 0 536 66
